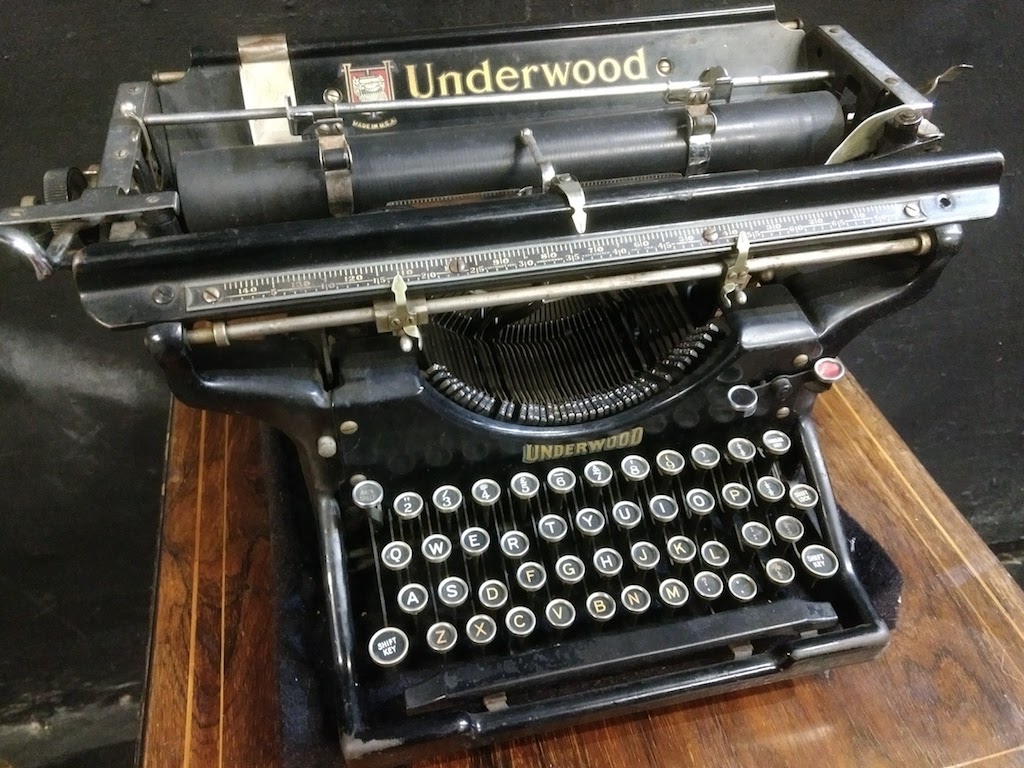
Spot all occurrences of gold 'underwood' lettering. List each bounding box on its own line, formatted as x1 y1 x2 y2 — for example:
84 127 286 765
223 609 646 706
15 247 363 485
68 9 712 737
521 427 645 463
403 48 649 100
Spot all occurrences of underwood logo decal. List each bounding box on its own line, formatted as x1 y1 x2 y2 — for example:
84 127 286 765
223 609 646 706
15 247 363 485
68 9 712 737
522 427 644 463
404 48 650 98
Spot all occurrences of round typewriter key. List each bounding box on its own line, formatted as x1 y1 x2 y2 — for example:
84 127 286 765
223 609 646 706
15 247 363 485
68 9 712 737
727 384 759 417
762 430 792 456
470 478 502 507
478 579 509 610
437 576 470 608
545 598 577 629
774 515 805 543
655 449 686 477
593 548 624 577
586 592 617 622
789 483 820 510
667 535 697 565
765 557 797 587
801 544 840 579
583 460 614 488
658 578 690 608
813 356 847 384
546 467 577 495
392 491 424 520
690 443 721 470
368 627 409 667
466 614 498 646
755 476 787 503
700 540 731 568
510 471 541 501
685 488 716 516
460 526 491 557
721 482 752 510
726 437 757 464
740 521 772 549
381 541 413 571
537 514 569 543
426 621 458 654
611 500 643 529
648 495 679 523
499 530 530 558
728 573 759 602
352 480 385 511
620 454 651 482
397 583 429 615
693 570 725 600
621 585 652 615
421 533 453 563
630 541 661 571
505 606 537 638
574 508 606 537
516 561 547 592
555 554 586 585
432 485 463 514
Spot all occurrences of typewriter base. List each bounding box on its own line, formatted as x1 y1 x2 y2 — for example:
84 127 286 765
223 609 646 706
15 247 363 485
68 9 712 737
265 431 901 768
145 389 1024 768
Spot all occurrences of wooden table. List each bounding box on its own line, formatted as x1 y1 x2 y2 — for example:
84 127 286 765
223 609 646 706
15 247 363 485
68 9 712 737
141 379 1024 768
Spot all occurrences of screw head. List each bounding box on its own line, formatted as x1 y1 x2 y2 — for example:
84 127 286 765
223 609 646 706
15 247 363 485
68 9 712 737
895 109 921 126
703 228 720 243
146 195 160 204
115 149 129 159
317 436 338 458
448 257 467 274
792 354 810 368
657 58 673 76
904 203 922 218
201 287 221 304
339 420 358 436
776 407 792 419
151 285 175 305
323 87 342 104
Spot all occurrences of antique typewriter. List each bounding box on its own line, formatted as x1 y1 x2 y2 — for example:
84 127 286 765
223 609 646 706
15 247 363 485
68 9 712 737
0 3 1002 766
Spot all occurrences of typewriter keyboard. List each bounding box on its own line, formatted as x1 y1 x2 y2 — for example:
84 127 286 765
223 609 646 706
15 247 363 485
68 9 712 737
345 424 846 703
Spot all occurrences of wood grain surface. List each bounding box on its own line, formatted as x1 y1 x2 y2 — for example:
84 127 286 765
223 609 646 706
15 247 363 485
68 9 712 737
142 379 1024 768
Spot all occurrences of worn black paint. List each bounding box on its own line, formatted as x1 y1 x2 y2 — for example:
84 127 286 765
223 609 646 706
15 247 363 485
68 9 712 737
0 1 1019 765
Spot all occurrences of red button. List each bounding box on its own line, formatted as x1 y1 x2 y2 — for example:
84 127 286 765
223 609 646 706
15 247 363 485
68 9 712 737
814 357 846 383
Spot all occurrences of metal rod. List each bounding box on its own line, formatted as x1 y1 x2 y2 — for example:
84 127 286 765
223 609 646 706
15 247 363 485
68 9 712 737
185 232 929 346
146 70 835 127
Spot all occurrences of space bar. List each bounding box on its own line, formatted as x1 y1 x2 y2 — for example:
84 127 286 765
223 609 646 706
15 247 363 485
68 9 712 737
404 598 838 714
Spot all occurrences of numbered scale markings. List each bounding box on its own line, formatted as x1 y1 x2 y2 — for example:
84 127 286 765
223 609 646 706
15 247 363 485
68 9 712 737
185 191 978 313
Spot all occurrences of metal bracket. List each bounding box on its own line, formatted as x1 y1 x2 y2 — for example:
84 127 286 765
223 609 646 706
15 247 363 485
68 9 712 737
316 122 354 216
666 66 734 112
551 175 588 235
519 128 588 234
238 34 301 146
721 231 752 309
668 67 730 176
373 274 427 350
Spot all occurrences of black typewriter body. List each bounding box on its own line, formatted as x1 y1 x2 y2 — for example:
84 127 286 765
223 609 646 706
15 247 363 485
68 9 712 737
0 3 1003 766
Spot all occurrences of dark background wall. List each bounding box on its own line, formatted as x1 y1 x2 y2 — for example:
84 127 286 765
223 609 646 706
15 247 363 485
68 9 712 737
0 1 1019 765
